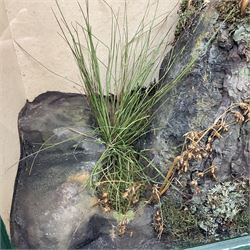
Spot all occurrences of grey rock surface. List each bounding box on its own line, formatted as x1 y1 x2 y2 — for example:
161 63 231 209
11 92 165 249
149 7 250 184
11 92 104 249
69 206 167 249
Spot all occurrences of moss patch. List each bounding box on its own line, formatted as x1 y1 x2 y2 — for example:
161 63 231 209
161 197 204 248
160 179 249 248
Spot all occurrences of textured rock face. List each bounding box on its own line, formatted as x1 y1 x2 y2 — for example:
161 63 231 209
69 206 167 249
150 10 249 182
11 92 166 249
11 92 104 249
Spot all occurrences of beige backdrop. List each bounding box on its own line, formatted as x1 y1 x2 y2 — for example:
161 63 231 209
0 0 26 233
0 0 179 233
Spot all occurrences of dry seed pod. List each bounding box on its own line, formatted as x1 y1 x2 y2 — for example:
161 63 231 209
179 157 184 166
98 192 111 213
118 224 126 236
183 161 189 172
103 206 111 213
188 144 196 150
239 102 250 111
220 121 229 132
182 150 189 159
191 180 200 194
202 152 208 158
122 191 129 199
154 212 162 224
184 131 200 142
190 180 198 187
239 103 250 120
103 198 109 204
196 154 203 161
232 111 245 123
175 155 183 169
155 217 162 223
187 152 194 160
197 172 204 178
223 126 229 132
132 198 139 204
118 220 127 236
212 130 221 138
210 164 217 180
192 147 199 153
153 210 164 238
207 136 213 143
205 142 213 152
155 210 160 217
102 192 109 198
150 185 160 203
109 225 116 241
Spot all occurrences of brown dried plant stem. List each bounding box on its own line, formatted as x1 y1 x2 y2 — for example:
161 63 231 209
159 101 250 196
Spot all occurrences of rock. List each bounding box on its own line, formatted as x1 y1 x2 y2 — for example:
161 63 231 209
149 4 250 184
10 92 103 249
69 206 167 249
11 92 166 249
145 1 250 242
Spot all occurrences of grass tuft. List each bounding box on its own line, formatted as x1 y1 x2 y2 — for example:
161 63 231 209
54 0 209 216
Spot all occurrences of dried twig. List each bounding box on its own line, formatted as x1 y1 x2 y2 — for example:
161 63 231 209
159 101 250 196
